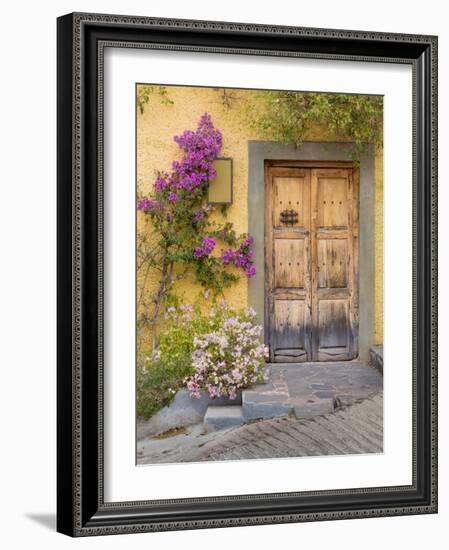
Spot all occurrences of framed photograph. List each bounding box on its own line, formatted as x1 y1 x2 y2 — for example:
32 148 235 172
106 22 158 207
57 12 438 536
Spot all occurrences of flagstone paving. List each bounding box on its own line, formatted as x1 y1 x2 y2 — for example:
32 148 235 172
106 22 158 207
242 361 382 422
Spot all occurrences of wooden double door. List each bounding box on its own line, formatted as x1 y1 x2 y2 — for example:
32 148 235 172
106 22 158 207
265 162 359 363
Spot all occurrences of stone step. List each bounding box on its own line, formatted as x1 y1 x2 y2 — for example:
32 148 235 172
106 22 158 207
241 386 336 421
292 396 336 419
242 386 292 421
203 406 244 431
369 345 383 374
137 389 242 439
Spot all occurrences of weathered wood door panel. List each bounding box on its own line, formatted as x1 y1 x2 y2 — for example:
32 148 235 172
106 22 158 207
266 164 358 362
311 168 358 361
266 167 312 362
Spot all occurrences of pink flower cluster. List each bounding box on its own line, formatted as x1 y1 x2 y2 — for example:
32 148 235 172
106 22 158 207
169 113 222 192
185 306 268 400
154 176 169 192
194 236 216 258
174 113 222 161
137 198 162 211
193 210 206 223
164 303 194 323
220 236 256 278
137 113 222 211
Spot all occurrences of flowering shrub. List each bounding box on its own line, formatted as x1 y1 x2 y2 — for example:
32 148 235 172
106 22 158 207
137 114 256 348
185 304 268 400
137 298 268 417
137 302 210 418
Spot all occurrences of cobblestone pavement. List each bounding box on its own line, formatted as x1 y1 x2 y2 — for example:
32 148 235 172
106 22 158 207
137 423 235 465
195 392 383 461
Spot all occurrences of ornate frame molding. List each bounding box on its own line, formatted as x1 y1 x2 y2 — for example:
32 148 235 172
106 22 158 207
57 12 437 537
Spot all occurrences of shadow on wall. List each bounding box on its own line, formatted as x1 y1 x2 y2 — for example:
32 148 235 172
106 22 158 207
25 513 56 531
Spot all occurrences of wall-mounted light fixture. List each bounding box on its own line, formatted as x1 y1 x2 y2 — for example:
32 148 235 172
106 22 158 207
208 157 233 205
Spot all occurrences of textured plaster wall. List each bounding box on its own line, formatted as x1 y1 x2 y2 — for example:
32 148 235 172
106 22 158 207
373 152 384 344
137 85 383 345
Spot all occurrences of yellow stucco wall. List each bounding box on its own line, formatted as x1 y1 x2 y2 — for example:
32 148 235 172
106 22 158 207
373 153 383 344
137 86 383 346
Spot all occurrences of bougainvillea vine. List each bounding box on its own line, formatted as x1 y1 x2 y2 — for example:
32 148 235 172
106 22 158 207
137 113 256 347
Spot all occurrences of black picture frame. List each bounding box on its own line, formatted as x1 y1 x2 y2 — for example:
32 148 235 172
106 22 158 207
57 12 438 537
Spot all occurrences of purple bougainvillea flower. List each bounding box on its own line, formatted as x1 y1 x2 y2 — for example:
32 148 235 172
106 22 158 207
220 249 235 265
154 176 168 192
149 200 162 210
193 236 216 258
245 265 256 278
201 236 216 254
137 197 162 211
218 234 257 275
139 114 263 288
174 113 223 162
234 251 248 268
137 197 150 210
147 113 223 197
193 210 205 223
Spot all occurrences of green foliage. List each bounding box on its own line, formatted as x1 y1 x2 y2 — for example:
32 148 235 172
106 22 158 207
137 303 203 418
157 303 212 372
250 91 383 155
142 200 243 295
137 301 213 418
137 358 182 419
136 301 223 417
137 85 174 114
